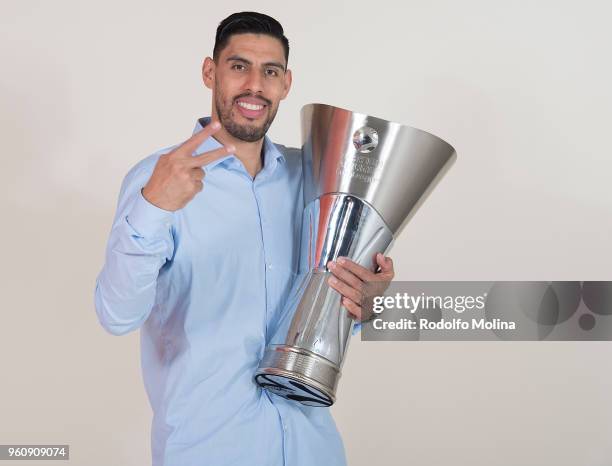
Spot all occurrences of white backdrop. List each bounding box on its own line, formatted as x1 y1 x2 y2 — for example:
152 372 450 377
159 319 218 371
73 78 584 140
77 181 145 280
1 1 611 465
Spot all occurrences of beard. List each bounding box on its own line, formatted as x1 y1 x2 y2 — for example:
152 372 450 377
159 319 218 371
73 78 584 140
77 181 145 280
214 87 278 142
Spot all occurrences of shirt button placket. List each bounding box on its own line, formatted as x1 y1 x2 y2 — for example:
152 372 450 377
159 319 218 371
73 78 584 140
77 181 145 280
254 181 271 270
252 181 273 336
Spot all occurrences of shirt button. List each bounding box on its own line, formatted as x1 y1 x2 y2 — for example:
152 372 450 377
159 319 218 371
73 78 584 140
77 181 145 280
267 264 273 270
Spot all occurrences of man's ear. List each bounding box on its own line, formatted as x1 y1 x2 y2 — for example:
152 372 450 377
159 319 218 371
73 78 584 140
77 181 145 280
202 57 215 89
281 68 292 100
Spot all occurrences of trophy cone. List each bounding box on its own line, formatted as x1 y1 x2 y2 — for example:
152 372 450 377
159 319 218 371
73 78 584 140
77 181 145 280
255 103 457 406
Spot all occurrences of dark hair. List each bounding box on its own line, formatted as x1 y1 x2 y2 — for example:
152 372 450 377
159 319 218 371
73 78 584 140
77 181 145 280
213 12 290 68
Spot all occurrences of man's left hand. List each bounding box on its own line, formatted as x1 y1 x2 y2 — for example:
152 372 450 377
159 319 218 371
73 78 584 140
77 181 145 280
327 253 395 322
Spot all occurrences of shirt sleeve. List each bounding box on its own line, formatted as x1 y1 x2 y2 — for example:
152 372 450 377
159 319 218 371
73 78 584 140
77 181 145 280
94 165 175 335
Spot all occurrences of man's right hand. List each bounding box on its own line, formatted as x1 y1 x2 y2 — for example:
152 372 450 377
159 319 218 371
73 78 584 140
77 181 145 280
142 121 235 211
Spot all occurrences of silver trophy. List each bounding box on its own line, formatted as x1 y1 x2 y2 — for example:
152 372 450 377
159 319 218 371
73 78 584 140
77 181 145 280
255 103 456 406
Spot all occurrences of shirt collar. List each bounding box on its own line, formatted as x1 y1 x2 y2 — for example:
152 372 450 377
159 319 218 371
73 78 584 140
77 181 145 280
193 117 285 173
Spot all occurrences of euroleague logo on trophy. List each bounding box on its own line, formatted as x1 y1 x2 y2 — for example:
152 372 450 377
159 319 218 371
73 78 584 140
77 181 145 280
352 126 379 153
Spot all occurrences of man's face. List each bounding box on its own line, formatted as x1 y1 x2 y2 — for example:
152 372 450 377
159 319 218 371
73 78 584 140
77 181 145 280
203 33 292 142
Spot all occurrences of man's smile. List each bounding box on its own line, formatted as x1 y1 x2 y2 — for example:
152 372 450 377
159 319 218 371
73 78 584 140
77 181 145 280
234 96 269 119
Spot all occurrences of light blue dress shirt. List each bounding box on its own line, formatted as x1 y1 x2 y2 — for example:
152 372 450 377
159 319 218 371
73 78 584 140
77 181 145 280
94 117 348 466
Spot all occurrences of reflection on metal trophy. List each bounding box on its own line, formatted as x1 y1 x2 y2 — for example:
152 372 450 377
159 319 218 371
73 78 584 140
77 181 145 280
254 103 457 406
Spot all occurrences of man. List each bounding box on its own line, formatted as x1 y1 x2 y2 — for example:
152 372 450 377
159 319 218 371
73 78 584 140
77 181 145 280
95 11 394 466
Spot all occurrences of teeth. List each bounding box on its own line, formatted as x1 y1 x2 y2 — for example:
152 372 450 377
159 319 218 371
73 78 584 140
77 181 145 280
237 101 264 111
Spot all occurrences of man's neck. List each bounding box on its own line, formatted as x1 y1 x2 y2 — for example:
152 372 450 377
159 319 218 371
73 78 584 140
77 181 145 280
212 124 265 178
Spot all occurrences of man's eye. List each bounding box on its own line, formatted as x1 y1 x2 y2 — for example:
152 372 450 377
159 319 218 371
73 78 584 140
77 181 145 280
265 69 279 77
232 64 246 71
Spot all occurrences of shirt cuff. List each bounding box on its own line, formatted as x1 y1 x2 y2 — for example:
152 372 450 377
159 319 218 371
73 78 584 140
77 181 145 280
126 189 174 238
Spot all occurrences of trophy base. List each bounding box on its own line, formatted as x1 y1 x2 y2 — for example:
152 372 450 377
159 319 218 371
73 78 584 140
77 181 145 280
255 345 339 407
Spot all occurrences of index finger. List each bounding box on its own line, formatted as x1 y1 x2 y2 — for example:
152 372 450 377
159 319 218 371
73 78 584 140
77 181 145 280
187 144 235 168
172 120 221 157
336 257 377 282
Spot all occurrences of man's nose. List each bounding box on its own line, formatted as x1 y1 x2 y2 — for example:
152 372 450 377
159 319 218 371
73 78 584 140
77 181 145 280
244 68 265 94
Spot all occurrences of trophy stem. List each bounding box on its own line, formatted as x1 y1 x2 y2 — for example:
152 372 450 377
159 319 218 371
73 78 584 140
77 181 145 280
255 194 392 406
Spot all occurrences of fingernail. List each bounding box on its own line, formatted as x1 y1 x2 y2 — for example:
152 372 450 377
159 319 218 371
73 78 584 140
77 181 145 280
211 121 221 129
328 262 336 269
329 277 338 285
338 257 346 265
